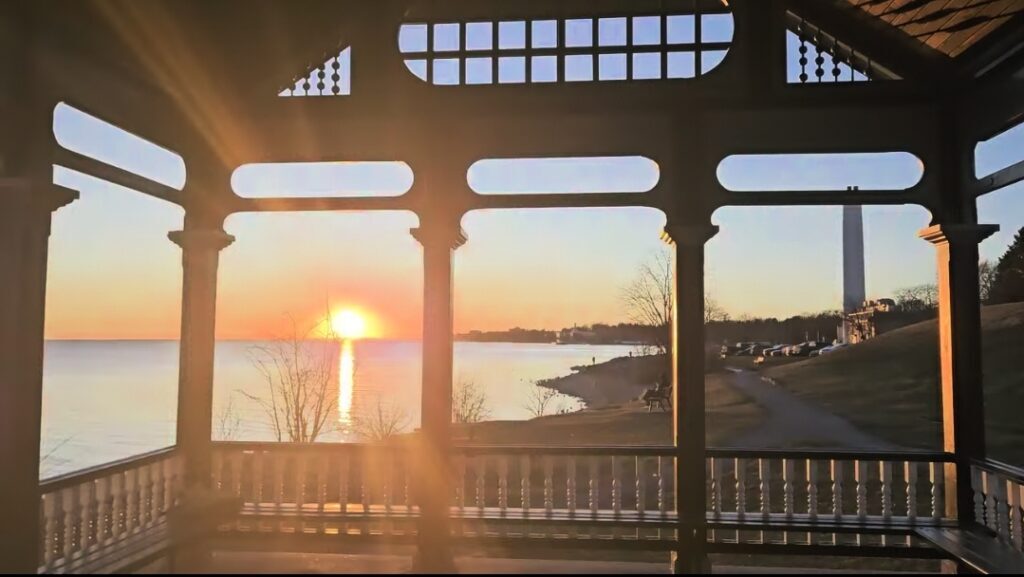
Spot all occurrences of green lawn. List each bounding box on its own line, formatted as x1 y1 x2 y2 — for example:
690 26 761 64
764 302 1024 465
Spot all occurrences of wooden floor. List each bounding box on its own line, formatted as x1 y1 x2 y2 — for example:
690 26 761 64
202 551 930 574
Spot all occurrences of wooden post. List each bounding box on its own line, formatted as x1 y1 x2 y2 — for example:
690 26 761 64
410 220 464 573
919 223 997 524
0 181 76 574
663 222 718 574
169 224 234 490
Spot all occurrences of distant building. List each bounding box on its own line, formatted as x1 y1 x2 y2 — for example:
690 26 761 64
843 298 902 343
557 326 599 344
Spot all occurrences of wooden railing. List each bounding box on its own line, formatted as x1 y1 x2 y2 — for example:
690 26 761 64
972 459 1024 552
211 442 953 547
38 448 182 573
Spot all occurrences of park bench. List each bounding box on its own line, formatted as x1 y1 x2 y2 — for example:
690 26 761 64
645 385 672 412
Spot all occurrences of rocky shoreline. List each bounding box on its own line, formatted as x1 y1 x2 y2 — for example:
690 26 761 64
535 354 668 409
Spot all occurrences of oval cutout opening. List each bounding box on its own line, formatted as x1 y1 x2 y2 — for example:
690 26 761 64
468 156 660 195
231 162 414 198
53 102 187 190
717 152 924 192
976 120 1024 179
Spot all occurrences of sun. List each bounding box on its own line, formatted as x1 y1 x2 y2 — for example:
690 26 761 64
331 309 367 340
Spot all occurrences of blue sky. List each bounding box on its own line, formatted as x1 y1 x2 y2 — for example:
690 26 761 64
43 14 1024 338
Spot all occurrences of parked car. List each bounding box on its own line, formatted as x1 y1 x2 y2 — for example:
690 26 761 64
816 342 849 356
767 344 790 357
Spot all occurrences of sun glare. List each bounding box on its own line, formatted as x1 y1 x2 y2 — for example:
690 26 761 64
331 309 367 340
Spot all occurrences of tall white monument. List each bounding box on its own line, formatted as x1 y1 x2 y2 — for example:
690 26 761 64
841 202 866 342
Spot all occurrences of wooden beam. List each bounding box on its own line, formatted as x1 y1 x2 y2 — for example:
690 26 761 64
974 158 1024 196
53 148 183 206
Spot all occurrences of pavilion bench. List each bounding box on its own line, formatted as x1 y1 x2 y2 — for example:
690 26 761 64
915 526 1024 574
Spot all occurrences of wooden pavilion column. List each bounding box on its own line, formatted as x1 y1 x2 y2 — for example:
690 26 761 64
169 222 234 490
919 223 998 524
410 219 465 574
662 222 718 574
0 181 76 574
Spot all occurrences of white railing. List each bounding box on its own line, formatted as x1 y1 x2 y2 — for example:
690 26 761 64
211 442 416 536
211 442 952 546
38 448 182 573
972 459 1024 553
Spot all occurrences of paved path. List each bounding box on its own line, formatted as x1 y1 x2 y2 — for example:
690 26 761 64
723 368 899 450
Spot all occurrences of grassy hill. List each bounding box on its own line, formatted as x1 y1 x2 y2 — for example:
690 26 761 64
764 302 1024 465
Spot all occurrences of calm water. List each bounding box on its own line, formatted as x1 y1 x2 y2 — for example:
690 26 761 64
40 340 633 478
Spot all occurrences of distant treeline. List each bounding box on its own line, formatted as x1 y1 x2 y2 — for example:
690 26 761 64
707 311 845 345
457 323 663 345
457 328 555 343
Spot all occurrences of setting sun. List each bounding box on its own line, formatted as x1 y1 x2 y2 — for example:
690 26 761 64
331 309 367 340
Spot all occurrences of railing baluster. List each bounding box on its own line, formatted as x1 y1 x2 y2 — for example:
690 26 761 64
931 461 944 521
126 468 140 534
611 456 622 518
782 458 795 518
636 456 646 519
360 453 370 516
806 459 818 521
905 461 918 523
855 460 868 521
880 461 893 521
657 456 667 517
110 472 124 544
735 458 747 520
230 452 243 500
62 486 78 564
252 450 264 509
455 455 466 513
567 456 577 518
758 458 770 518
136 464 150 528
212 450 224 491
338 452 349 518
1011 480 1024 551
80 480 96 554
972 464 986 525
543 456 554 516
589 456 599 517
317 455 328 517
995 474 1010 540
475 456 485 514
521 455 531 516
273 453 285 532
498 456 509 515
95 477 110 553
567 456 577 539
42 492 57 571
831 460 844 520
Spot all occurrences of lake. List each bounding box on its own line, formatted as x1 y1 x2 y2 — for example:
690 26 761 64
40 340 635 478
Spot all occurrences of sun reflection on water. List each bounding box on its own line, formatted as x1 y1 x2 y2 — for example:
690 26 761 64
338 339 355 427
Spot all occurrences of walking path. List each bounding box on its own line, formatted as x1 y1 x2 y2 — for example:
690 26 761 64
723 367 900 450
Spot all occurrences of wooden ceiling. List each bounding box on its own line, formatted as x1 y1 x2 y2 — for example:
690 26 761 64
846 0 1024 58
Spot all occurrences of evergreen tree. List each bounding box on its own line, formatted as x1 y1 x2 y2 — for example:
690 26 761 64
989 226 1024 304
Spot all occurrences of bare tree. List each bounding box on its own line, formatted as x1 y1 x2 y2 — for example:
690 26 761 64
623 249 730 353
979 259 996 303
452 377 491 424
352 399 410 442
523 385 561 418
705 296 731 324
215 395 242 441
622 248 673 353
894 283 939 312
242 315 337 443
